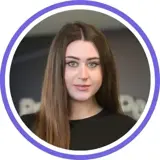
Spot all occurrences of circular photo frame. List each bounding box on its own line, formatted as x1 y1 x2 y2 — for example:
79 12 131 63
1 1 160 159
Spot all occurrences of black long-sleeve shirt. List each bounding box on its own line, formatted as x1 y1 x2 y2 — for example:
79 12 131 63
21 109 136 150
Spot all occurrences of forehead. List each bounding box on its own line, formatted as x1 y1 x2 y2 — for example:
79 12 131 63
66 40 99 58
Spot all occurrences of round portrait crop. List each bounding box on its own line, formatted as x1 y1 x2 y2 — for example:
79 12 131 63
1 1 160 160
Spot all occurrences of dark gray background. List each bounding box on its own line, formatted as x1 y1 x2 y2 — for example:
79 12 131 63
9 10 150 114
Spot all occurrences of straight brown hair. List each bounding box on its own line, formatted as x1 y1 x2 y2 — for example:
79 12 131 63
35 21 122 149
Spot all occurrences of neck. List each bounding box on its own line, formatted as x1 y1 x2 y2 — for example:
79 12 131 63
69 97 102 120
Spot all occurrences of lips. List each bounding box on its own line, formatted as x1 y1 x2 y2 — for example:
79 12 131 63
74 85 91 91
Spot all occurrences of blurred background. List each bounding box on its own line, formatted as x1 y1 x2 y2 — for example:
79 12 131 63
10 10 150 120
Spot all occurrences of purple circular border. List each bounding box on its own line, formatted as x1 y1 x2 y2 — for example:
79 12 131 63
0 0 160 159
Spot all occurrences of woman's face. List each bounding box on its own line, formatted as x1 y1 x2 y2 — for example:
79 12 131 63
65 40 102 101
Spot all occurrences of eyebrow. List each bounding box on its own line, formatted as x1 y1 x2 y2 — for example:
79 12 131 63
65 56 100 60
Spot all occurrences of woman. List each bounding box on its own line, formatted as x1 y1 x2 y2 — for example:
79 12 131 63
21 21 136 150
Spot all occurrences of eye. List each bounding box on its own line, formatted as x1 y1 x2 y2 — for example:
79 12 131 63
88 62 99 68
66 61 79 67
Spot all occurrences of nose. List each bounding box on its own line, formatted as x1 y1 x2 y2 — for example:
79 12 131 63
78 64 89 80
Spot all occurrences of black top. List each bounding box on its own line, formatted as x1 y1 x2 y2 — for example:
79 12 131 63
21 109 136 150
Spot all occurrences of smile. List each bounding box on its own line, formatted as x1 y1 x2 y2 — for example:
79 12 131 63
74 85 91 91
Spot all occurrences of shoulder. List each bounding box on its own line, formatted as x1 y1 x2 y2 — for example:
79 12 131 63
107 113 136 123
21 113 37 130
101 112 136 132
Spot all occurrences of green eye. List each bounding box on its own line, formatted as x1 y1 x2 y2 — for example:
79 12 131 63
67 61 78 67
88 62 99 68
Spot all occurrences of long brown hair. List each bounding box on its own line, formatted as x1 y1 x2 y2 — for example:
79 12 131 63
35 21 121 149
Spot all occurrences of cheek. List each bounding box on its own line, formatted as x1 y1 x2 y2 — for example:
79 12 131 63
92 70 103 88
64 68 76 86
93 68 102 81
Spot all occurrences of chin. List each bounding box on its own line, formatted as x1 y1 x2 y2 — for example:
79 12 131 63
72 95 91 102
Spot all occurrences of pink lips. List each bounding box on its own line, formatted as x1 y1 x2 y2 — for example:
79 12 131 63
74 85 90 91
